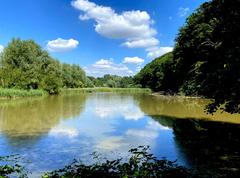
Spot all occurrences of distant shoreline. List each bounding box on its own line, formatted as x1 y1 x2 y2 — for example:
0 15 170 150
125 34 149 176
0 87 151 99
151 92 203 99
61 87 152 94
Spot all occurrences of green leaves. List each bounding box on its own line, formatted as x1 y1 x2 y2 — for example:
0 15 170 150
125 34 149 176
0 155 27 178
44 146 190 178
87 75 139 88
0 39 87 95
136 0 240 114
173 0 240 113
135 52 176 92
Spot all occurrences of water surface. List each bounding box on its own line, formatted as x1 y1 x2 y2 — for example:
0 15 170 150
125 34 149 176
0 93 239 176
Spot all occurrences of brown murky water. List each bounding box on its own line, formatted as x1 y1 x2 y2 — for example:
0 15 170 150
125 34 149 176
0 93 239 176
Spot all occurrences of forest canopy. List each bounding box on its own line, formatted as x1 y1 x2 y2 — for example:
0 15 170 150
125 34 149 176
135 0 240 114
0 39 139 94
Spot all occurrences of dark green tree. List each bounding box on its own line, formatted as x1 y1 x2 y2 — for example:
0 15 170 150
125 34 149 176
173 0 240 113
135 52 176 92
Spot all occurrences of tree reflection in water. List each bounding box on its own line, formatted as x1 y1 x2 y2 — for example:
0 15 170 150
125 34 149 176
0 94 87 145
152 116 240 177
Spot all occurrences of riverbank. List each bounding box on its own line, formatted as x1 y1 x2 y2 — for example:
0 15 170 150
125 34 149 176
61 87 152 94
0 87 151 99
151 91 203 99
0 88 47 98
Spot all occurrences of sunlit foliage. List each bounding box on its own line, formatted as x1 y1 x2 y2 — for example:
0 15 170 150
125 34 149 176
0 39 86 94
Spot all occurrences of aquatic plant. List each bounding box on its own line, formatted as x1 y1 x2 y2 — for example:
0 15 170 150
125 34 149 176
0 155 27 178
43 146 190 178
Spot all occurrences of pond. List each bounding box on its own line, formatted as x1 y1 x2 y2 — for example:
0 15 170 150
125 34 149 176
0 93 240 177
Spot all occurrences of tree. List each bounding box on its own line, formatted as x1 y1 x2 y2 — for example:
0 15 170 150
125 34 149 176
0 39 43 89
0 39 86 94
135 52 176 92
87 75 138 88
39 57 62 94
173 0 240 113
61 63 86 88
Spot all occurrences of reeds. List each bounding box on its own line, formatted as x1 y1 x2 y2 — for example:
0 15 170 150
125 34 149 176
0 88 47 98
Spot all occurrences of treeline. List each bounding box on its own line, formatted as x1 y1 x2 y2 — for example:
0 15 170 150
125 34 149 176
0 39 87 94
87 74 139 88
0 39 140 95
135 0 240 114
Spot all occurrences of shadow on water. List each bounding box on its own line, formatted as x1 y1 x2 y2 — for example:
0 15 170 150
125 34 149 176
133 94 240 177
148 116 240 177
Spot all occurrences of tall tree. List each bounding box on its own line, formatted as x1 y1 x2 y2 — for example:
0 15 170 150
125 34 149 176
173 0 240 113
0 39 86 94
134 52 176 92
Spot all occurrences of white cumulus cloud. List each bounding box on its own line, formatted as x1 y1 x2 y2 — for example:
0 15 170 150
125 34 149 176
122 38 159 48
96 136 124 150
123 57 144 65
84 59 133 77
178 7 190 17
0 45 4 53
49 126 79 138
47 38 79 52
72 0 156 40
146 46 173 59
126 120 170 140
71 0 159 50
71 0 173 59
95 59 113 66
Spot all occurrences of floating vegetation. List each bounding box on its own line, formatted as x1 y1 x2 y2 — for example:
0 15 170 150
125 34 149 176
43 146 190 178
0 155 27 178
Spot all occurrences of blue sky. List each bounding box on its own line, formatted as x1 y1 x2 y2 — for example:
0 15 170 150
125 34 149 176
0 0 207 77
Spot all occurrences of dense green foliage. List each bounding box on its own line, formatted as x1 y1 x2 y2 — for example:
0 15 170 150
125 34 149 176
136 0 240 113
87 74 139 88
173 0 240 113
135 52 175 92
62 63 85 88
0 39 86 94
0 40 141 95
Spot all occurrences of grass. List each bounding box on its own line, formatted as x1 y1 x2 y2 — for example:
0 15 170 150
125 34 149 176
0 88 47 98
0 87 151 98
62 87 152 94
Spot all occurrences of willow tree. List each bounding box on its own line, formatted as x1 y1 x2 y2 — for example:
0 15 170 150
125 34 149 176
0 39 61 94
